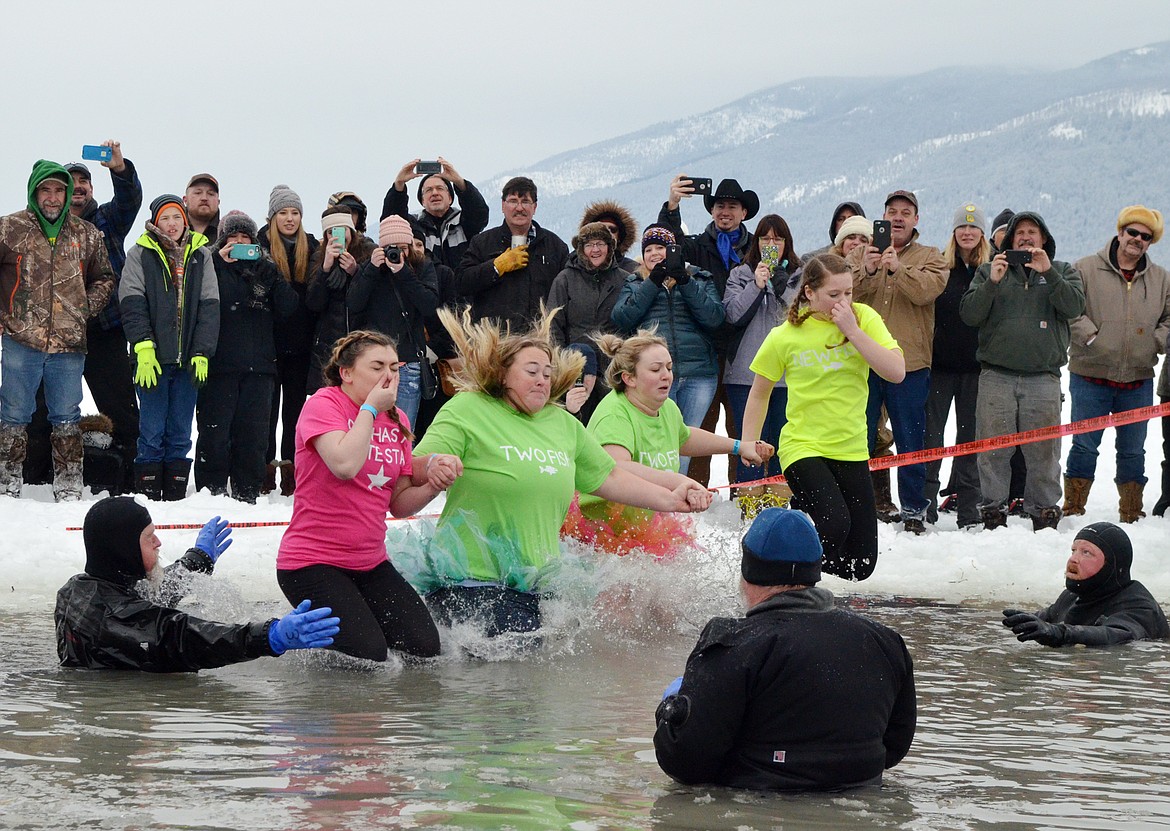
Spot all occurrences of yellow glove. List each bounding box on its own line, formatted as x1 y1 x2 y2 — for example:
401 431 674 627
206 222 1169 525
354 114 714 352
493 245 529 275
191 355 209 385
133 341 161 389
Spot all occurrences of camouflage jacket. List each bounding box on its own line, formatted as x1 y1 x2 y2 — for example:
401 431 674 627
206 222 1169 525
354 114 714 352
0 209 115 353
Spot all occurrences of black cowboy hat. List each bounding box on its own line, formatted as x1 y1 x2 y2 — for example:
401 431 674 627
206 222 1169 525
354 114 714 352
704 178 759 221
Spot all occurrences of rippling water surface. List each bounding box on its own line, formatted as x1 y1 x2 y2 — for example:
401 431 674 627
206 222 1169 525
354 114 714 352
4 547 1170 830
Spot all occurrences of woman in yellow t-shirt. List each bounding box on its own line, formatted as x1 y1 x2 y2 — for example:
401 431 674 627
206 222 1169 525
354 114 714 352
741 254 905 581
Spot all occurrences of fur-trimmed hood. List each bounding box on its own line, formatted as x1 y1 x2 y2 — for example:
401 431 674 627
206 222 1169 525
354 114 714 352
580 200 638 257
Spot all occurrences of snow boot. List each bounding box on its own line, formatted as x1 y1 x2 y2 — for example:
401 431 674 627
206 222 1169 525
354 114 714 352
871 469 901 524
1061 476 1092 517
1152 462 1170 517
1118 481 1146 524
0 424 28 498
134 462 164 501
162 458 192 501
50 423 84 502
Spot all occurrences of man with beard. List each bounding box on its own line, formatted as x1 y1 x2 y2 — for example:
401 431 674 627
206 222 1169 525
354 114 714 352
456 176 568 330
56 496 341 672
848 190 947 534
382 156 489 271
184 173 220 239
0 161 115 501
1002 522 1169 646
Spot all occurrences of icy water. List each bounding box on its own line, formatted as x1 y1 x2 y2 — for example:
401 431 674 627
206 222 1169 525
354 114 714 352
4 556 1170 830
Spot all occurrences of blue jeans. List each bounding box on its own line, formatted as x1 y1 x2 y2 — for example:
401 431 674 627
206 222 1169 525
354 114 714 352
725 382 785 482
136 364 199 463
397 361 421 432
1066 374 1152 485
669 375 718 475
866 367 930 518
0 335 84 426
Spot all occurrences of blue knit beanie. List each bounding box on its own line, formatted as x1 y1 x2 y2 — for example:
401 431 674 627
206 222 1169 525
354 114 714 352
741 508 822 585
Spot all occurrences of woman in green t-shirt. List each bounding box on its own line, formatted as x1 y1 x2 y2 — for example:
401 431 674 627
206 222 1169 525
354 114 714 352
405 307 712 637
563 329 773 557
741 255 905 581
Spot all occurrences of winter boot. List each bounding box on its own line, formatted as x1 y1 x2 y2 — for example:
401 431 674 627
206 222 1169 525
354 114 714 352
0 424 28 498
134 462 164 501
981 503 1007 531
1118 481 1146 524
279 460 296 497
871 469 901 523
1030 506 1062 532
162 458 192 501
50 423 84 502
1061 476 1092 516
1153 462 1170 517
262 462 278 495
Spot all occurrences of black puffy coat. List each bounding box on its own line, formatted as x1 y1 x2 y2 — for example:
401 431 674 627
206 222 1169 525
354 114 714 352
55 548 276 672
931 259 982 374
456 222 569 330
546 252 628 347
347 258 440 363
654 587 916 791
259 227 319 357
209 255 300 375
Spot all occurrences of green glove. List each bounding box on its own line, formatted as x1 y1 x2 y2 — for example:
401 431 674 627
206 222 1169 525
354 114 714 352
133 341 161 389
191 355 209 385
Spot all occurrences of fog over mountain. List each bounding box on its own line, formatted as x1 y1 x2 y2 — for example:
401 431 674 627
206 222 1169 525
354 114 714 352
476 42 1170 263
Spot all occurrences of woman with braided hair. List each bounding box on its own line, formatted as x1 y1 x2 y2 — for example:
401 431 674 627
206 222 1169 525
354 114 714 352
741 254 905 581
276 330 449 661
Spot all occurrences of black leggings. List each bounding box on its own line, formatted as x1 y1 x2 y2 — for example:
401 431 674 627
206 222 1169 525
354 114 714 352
426 585 542 638
783 457 878 581
278 561 441 661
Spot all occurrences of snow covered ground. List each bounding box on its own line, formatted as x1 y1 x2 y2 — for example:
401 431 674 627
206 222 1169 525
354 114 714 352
4 403 1168 616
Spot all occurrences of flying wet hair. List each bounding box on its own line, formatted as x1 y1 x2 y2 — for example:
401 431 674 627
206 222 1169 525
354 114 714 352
437 304 583 406
787 253 851 326
322 329 412 441
593 328 669 393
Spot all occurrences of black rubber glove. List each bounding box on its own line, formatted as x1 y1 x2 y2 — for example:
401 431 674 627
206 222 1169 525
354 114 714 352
1003 609 1064 646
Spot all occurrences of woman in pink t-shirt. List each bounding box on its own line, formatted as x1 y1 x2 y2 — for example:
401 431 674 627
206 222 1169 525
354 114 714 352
277 330 456 661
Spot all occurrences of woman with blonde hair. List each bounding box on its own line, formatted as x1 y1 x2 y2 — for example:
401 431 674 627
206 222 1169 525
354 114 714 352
276 330 448 662
402 306 710 636
258 185 318 496
741 255 904 581
925 204 991 528
562 329 771 557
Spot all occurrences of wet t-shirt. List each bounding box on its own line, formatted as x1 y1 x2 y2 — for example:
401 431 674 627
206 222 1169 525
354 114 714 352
278 386 413 572
578 390 690 516
414 391 615 589
750 303 898 467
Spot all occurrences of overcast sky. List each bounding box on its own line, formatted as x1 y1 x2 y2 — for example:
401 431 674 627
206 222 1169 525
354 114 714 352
4 0 1170 230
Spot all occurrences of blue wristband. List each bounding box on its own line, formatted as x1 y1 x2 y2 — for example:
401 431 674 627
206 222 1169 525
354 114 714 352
359 404 378 419
732 439 741 455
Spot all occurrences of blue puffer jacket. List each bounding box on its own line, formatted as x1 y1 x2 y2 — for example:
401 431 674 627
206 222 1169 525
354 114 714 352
611 265 724 378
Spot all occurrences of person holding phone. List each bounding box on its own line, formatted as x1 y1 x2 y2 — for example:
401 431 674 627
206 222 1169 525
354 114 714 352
741 254 905 581
611 226 724 475
305 207 377 396
258 185 318 496
119 194 218 501
348 215 440 430
960 211 1085 530
722 215 803 508
195 210 298 502
846 190 947 535
383 157 489 271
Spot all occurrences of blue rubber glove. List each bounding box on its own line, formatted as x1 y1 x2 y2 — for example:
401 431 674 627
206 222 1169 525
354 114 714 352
662 676 683 699
268 600 341 654
194 516 232 563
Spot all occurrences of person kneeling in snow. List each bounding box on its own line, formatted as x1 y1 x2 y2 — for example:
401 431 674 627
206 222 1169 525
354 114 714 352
55 496 339 671
654 508 917 791
1003 521 1169 647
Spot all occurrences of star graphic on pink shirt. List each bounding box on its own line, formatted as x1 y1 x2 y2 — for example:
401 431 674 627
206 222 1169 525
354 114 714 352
367 465 392 490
